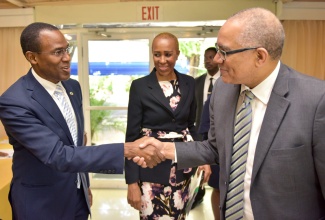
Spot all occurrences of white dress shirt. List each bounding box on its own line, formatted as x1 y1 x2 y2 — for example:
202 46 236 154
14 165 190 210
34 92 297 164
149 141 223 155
239 61 280 219
203 70 221 103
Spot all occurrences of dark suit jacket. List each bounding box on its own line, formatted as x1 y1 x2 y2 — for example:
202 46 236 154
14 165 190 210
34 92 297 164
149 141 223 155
198 95 211 139
175 63 325 219
194 73 207 138
125 68 197 185
0 69 124 219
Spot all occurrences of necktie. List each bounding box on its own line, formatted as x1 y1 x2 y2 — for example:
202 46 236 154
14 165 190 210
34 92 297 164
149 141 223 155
54 85 82 188
208 77 213 97
225 90 254 219
54 85 78 145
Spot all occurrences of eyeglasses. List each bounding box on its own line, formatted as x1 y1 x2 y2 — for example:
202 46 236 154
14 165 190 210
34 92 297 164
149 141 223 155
35 47 73 57
215 44 258 61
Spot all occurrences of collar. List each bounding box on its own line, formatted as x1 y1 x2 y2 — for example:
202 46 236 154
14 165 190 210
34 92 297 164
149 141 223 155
207 70 221 79
31 68 63 96
241 61 280 105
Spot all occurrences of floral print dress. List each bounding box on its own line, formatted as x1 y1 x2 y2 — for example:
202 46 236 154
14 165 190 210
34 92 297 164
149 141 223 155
139 79 192 220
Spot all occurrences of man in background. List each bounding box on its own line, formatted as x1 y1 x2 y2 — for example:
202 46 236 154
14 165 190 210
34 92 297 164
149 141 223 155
195 47 220 140
194 47 220 219
192 47 220 214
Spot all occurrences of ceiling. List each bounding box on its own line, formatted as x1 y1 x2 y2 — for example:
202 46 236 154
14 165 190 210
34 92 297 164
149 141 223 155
0 0 117 9
1 0 325 9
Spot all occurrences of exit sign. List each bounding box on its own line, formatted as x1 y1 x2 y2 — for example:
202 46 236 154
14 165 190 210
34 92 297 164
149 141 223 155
137 5 163 21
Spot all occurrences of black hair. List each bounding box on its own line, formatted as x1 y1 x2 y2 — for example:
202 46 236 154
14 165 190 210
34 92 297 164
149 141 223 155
20 22 59 55
205 47 217 53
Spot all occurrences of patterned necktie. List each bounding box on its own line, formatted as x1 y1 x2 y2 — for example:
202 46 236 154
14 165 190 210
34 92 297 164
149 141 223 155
54 85 82 189
208 77 213 97
225 90 254 219
54 85 78 146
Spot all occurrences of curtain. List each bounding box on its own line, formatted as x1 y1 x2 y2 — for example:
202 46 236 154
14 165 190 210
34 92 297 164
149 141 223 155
0 27 30 139
281 20 325 80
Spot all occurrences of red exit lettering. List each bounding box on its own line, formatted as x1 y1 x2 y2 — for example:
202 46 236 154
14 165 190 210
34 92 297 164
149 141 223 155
142 6 160 20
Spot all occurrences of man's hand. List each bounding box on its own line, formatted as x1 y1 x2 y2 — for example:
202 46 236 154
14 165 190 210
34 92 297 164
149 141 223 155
0 151 9 157
125 136 165 168
88 188 93 207
132 137 176 168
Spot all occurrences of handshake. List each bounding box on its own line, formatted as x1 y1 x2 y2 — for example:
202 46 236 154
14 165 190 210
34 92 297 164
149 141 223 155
124 136 175 168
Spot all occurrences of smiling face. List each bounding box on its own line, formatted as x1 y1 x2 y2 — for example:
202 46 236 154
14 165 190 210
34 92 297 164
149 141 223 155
214 20 259 88
30 30 71 84
152 33 180 81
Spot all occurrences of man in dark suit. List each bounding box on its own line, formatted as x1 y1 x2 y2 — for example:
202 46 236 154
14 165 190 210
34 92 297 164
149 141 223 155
136 7 325 220
0 22 163 220
195 47 219 140
192 47 220 211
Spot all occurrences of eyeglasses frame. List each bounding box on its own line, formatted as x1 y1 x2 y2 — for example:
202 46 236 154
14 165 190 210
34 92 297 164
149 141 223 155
32 46 73 57
215 44 258 61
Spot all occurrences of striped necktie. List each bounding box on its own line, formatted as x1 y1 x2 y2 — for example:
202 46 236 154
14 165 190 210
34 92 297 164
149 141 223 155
225 90 254 219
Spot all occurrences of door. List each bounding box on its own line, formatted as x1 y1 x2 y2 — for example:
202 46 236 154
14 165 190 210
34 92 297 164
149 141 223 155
78 31 217 188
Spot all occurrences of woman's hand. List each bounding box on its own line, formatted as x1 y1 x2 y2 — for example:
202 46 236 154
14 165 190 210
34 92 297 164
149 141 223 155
127 182 142 210
198 165 212 184
88 188 93 207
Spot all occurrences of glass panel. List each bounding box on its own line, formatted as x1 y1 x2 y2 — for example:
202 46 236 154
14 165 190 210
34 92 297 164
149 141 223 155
177 37 217 78
88 40 150 107
90 110 127 145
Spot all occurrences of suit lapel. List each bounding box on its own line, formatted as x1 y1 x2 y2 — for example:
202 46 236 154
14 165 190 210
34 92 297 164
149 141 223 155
197 74 206 106
251 65 290 183
26 72 75 145
147 69 175 116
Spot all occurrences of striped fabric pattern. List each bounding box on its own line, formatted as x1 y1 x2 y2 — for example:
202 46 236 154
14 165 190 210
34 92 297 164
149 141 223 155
225 90 254 220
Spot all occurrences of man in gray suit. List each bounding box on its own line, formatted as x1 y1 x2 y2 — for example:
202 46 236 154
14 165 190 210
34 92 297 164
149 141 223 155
135 7 325 220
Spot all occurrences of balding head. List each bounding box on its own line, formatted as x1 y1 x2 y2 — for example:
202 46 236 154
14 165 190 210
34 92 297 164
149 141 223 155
152 32 179 52
227 7 285 60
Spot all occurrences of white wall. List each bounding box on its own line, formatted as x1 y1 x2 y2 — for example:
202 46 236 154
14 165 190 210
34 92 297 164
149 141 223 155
1 0 275 27
277 1 325 20
0 8 33 27
33 0 275 24
0 1 324 28
1 1 325 28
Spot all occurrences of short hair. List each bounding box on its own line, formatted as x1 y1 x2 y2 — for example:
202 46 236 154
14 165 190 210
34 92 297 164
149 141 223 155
205 47 217 53
228 7 285 60
20 22 59 55
152 32 179 51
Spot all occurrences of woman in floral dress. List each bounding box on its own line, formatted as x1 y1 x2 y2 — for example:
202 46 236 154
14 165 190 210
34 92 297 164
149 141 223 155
125 32 211 220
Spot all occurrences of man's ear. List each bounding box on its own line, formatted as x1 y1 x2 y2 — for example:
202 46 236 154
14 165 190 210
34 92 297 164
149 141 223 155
255 48 268 65
25 51 37 64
